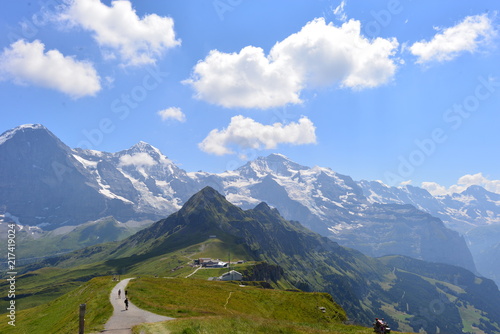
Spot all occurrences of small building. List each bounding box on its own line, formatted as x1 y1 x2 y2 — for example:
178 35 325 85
195 258 212 265
219 270 242 281
203 260 228 268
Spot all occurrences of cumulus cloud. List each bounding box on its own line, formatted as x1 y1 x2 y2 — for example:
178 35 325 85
0 39 100 98
184 46 302 109
199 116 317 155
60 0 180 66
185 18 399 109
410 14 496 64
421 173 500 196
119 152 156 167
157 107 186 122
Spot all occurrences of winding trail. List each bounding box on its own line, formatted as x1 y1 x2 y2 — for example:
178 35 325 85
185 265 201 278
101 278 174 333
224 291 233 310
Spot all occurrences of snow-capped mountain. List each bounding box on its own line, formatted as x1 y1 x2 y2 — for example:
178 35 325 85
190 154 366 230
0 124 137 226
190 154 476 272
0 124 489 274
358 181 500 234
73 141 199 215
358 180 500 283
0 124 201 228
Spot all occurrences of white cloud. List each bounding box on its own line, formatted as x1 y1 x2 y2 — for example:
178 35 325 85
184 46 302 109
410 14 496 64
0 39 100 98
199 116 317 155
420 182 450 196
60 0 180 66
185 18 399 109
271 18 399 89
119 152 156 167
421 173 500 196
157 107 186 122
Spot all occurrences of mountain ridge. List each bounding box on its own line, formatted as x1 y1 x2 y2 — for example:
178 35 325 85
1 124 496 276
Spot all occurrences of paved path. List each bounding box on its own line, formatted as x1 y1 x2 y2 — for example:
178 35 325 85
101 278 174 333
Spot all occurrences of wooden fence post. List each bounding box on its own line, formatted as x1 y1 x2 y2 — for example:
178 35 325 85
79 303 86 334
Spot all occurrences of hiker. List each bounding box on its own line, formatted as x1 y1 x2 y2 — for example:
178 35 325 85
374 318 381 331
118 289 121 299
125 289 128 296
124 298 129 310
373 318 390 334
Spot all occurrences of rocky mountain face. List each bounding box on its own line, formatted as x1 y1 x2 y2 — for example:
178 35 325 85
33 187 500 333
358 181 500 234
1 124 494 275
0 124 141 227
358 180 500 285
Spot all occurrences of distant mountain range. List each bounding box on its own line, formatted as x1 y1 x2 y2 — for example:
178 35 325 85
22 186 500 333
1 124 499 283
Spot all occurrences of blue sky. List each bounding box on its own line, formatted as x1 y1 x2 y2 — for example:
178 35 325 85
1 0 499 195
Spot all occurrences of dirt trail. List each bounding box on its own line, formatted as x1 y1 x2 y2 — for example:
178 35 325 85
101 278 173 333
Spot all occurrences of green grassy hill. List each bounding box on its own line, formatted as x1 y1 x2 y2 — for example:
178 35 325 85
0 236 267 313
0 276 114 334
128 276 381 334
0 217 152 262
0 274 413 334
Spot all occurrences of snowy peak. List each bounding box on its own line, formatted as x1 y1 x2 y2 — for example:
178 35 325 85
237 153 309 178
459 185 494 199
118 141 167 163
128 141 162 155
115 141 185 180
0 124 48 138
0 123 59 147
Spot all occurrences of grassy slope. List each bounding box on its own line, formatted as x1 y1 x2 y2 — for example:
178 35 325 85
129 277 413 334
128 277 345 321
378 255 500 333
0 237 256 312
0 276 114 334
0 265 113 312
137 317 382 334
0 271 414 333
